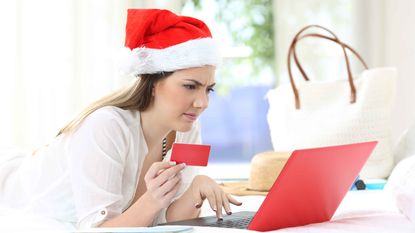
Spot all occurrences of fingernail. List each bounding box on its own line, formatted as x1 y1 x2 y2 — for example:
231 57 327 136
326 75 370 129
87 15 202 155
213 206 217 211
218 217 223 220
181 163 186 168
195 203 202 208
227 212 232 215
169 161 176 165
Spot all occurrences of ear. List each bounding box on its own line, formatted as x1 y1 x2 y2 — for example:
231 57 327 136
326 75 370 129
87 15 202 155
152 81 159 97
152 79 164 97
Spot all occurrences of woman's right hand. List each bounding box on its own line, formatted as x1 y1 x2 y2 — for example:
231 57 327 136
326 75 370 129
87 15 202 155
144 161 186 209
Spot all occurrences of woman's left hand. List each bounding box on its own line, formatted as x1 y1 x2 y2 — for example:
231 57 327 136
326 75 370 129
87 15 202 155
190 175 242 219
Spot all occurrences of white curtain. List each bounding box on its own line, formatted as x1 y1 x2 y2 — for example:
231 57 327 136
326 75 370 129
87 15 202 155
0 0 155 151
0 0 184 151
353 0 415 144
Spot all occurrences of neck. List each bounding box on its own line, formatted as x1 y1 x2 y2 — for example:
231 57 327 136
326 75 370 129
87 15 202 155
140 109 170 151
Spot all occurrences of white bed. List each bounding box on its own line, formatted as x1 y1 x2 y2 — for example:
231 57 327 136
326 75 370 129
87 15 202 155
193 189 415 233
0 189 413 233
1 124 415 232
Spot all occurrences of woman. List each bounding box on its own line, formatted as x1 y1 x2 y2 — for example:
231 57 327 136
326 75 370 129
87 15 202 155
0 9 241 229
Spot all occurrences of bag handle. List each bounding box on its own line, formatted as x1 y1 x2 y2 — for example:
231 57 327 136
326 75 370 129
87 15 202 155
288 34 368 109
286 25 368 109
292 33 368 76
288 25 344 82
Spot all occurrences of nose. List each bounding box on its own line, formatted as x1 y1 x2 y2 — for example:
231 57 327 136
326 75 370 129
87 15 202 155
193 91 209 109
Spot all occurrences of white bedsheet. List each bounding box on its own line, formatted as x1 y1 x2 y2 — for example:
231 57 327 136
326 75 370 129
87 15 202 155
193 190 415 232
0 207 76 232
0 190 414 232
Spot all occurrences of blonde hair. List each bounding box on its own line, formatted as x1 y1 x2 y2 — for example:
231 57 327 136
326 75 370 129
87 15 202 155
57 72 173 136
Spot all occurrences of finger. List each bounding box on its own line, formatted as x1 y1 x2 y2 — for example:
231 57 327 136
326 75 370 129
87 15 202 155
164 179 182 201
227 194 242 206
146 161 176 180
156 161 181 176
158 172 182 196
146 165 179 192
205 191 217 213
156 168 166 176
148 163 183 189
222 192 232 215
213 188 223 219
154 163 186 186
193 185 204 209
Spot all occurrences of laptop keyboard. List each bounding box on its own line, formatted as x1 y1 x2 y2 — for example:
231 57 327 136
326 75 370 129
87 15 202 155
206 216 254 229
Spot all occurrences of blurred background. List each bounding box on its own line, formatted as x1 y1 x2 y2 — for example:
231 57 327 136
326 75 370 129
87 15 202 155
0 0 414 179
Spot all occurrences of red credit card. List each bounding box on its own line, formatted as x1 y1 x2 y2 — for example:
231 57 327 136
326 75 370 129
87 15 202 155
170 143 211 166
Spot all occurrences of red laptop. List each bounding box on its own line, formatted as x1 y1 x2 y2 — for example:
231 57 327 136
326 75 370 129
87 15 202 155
162 141 377 231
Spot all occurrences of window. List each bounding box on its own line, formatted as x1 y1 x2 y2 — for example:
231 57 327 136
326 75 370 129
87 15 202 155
182 0 275 179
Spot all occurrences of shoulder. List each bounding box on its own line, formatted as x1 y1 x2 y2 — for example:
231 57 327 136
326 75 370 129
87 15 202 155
82 106 139 132
71 106 140 144
88 106 139 125
66 107 140 161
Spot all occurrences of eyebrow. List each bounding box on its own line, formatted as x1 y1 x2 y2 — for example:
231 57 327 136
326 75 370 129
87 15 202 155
184 79 216 87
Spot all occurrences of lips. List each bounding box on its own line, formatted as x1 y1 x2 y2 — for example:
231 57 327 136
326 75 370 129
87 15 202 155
183 113 198 121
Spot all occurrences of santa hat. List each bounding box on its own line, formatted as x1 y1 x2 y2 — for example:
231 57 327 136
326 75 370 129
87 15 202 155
118 9 221 76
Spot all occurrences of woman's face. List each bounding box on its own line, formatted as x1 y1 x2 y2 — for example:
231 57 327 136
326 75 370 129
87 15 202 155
152 65 216 132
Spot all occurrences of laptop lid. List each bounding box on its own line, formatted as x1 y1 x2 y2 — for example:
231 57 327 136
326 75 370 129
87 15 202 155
248 141 377 231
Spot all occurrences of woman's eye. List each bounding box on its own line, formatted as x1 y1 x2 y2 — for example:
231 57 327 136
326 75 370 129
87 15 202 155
183 84 196 90
207 87 215 93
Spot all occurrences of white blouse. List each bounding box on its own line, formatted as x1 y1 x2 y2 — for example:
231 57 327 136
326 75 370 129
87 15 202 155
0 106 201 229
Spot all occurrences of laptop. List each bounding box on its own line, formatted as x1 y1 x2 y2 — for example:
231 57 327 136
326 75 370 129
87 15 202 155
161 141 377 231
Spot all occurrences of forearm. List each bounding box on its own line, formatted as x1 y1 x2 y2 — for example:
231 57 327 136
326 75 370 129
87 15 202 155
99 193 161 227
165 186 201 222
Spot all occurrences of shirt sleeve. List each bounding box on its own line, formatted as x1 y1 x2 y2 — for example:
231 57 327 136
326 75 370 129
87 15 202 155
65 108 131 229
152 120 203 225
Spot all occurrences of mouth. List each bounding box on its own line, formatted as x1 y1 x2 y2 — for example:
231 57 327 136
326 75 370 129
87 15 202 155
183 113 198 121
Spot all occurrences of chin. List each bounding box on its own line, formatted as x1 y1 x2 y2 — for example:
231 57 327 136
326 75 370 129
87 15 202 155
174 122 194 132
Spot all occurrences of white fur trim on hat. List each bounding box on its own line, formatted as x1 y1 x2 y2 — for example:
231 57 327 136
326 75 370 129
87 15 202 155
117 38 221 76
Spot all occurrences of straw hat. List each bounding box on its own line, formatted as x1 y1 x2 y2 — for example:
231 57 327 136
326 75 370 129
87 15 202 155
220 151 291 196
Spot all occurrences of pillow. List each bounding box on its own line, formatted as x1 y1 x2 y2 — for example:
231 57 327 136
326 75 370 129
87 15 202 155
394 121 415 163
385 155 415 223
